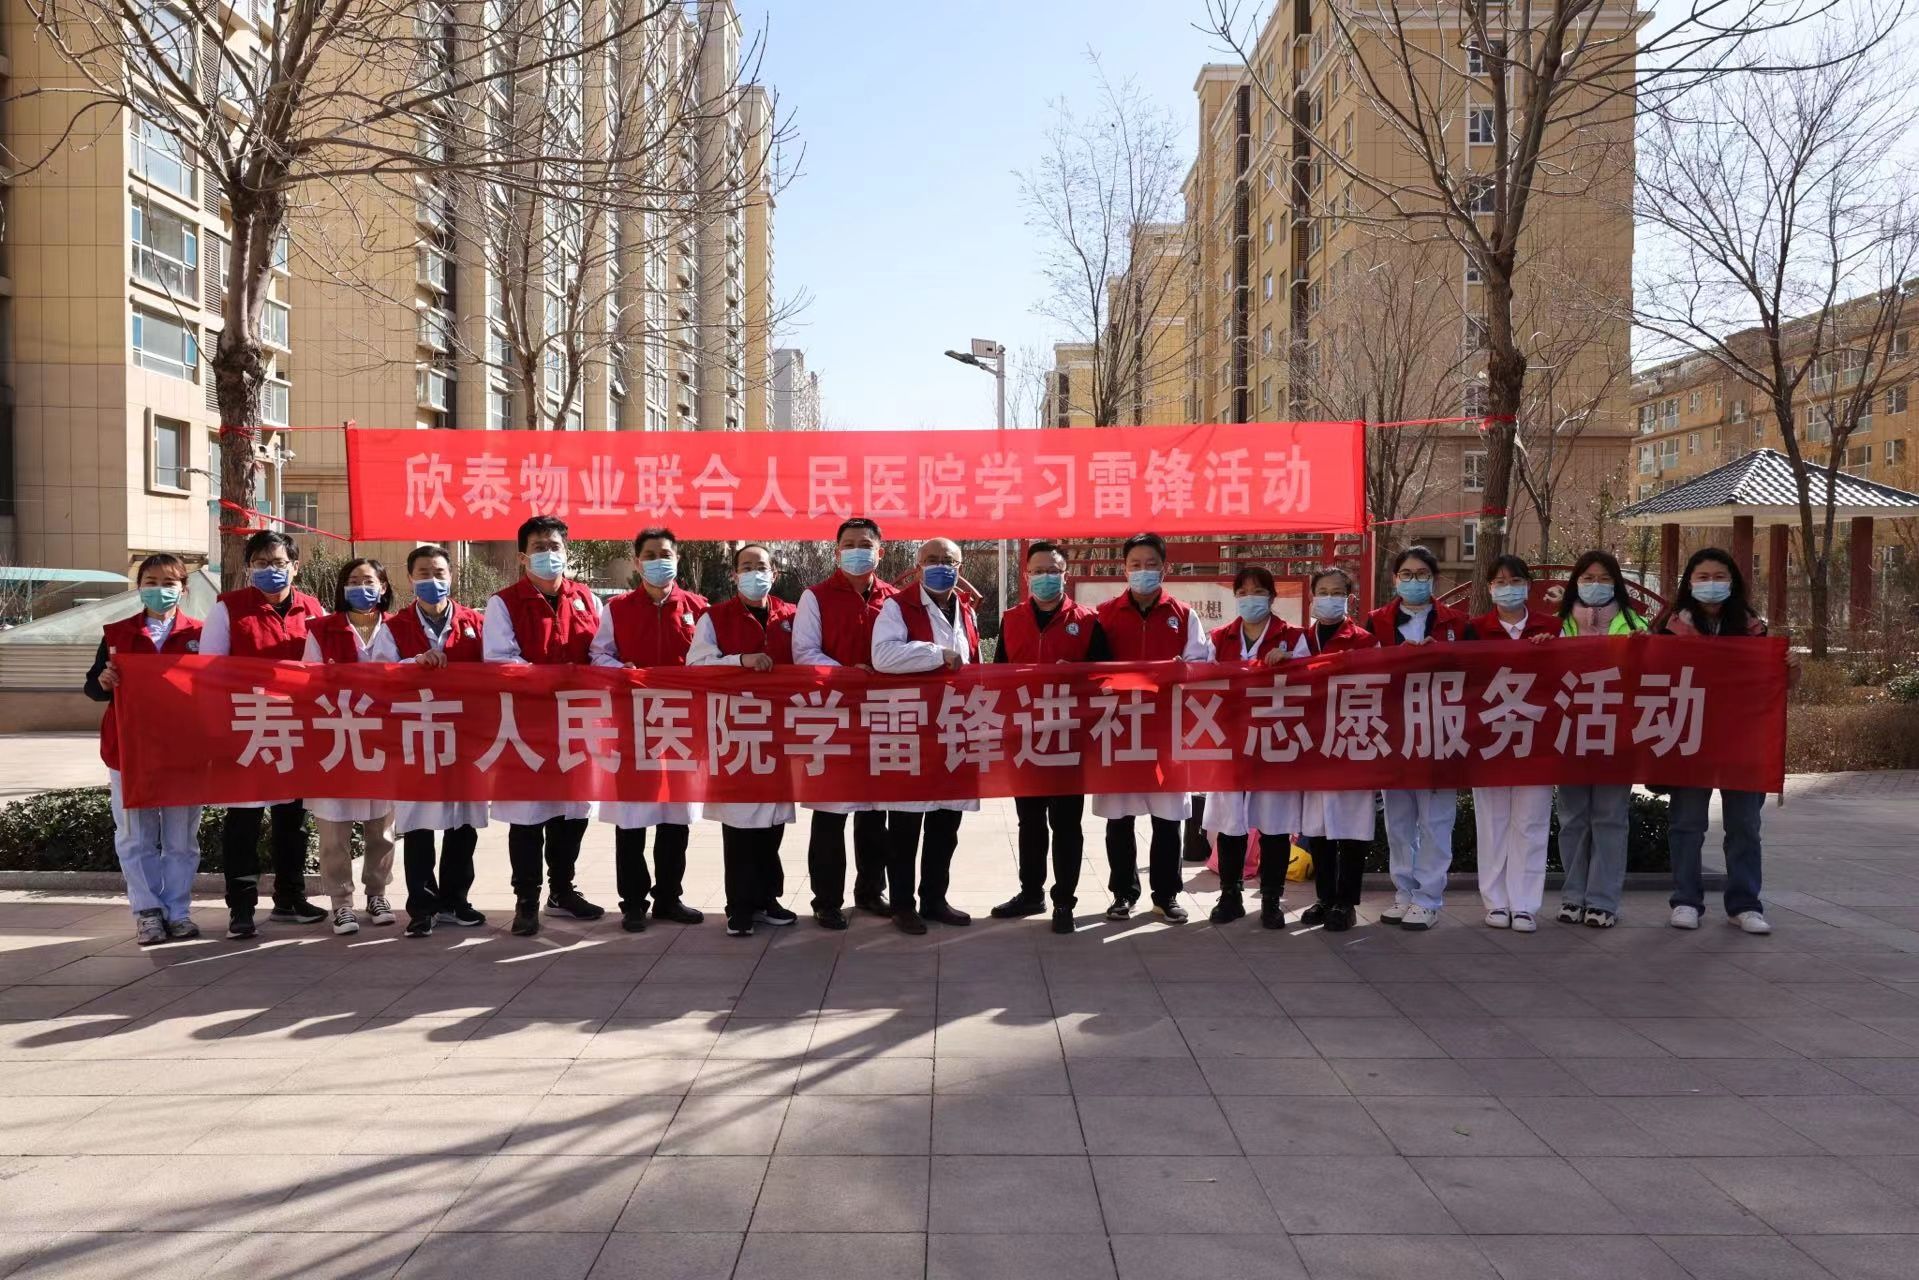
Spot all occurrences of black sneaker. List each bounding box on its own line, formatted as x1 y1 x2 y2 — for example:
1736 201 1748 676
754 902 798 926
990 892 1046 919
1154 897 1190 924
1298 901 1331 927
814 908 849 931
1326 905 1357 933
268 898 327 925
651 899 705 925
923 902 972 927
1209 892 1246 925
510 900 541 937
435 905 487 928
226 913 257 940
853 893 894 917
404 916 435 939
893 908 928 936
621 911 648 933
164 917 200 941
1051 907 1076 935
545 889 605 920
1260 898 1286 930
725 916 755 937
1105 897 1133 921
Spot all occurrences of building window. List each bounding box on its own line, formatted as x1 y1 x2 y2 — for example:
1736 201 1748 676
271 229 290 271
130 102 195 199
1262 216 1274 246
148 415 189 491
1466 177 1495 214
1261 271 1274 302
1730 398 1746 422
417 246 450 292
418 366 451 412
1637 405 1655 433
1687 431 1698 455
1467 44 1486 74
1888 438 1907 464
488 388 511 430
131 307 198 380
1688 390 1701 413
261 379 290 427
1464 315 1489 351
1260 325 1274 356
130 198 198 297
283 491 319 530
1462 519 1478 559
1893 330 1910 357
1464 254 1483 285
1888 384 1908 414
1463 383 1489 418
1639 444 1655 475
262 300 290 350
1462 450 1486 492
1846 443 1873 469
418 306 452 353
1467 106 1496 144
1260 377 1273 409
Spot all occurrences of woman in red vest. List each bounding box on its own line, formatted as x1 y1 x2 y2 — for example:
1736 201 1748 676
1200 565 1301 929
84 553 205 945
689 542 799 937
198 529 327 939
388 544 489 938
301 558 400 936
990 539 1106 934
483 515 605 938
589 526 710 933
1295 567 1380 933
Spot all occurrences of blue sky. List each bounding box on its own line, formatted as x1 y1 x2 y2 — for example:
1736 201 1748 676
738 1 1224 430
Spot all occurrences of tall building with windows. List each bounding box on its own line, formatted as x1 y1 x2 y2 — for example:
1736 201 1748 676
771 348 821 430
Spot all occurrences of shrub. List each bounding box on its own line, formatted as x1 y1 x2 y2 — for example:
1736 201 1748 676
1786 704 1919 772
1887 672 1919 705
1360 790 1671 874
1790 658 1854 707
0 788 340 874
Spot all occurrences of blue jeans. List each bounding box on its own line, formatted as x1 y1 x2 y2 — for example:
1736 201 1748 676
109 770 202 920
1557 784 1630 915
1383 788 1455 910
1668 787 1765 917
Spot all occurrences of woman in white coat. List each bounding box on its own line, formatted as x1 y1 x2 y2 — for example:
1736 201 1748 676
1293 568 1381 934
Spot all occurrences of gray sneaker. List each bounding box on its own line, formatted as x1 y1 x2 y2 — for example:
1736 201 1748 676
135 909 168 946
164 917 200 941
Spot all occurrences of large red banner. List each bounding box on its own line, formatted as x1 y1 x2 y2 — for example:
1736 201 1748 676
343 422 1366 542
115 639 1787 808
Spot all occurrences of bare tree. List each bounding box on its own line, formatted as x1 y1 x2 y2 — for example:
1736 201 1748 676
1203 0 1877 598
1634 23 1919 654
1020 54 1197 428
9 0 791 583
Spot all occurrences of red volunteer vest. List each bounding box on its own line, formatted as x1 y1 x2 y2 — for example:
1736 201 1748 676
1364 600 1476 645
307 611 392 664
897 592 981 665
217 586 324 658
1302 616 1380 655
1469 609 1560 641
999 597 1098 664
806 572 897 666
496 576 598 664
608 585 708 667
707 594 797 664
1096 591 1194 661
388 602 486 662
99 611 204 770
1209 617 1296 663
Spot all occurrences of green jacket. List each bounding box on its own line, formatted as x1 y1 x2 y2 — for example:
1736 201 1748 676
1562 608 1647 636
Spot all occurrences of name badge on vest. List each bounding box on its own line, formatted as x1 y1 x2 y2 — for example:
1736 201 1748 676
1066 622 1079 636
780 620 792 632
462 625 476 638
1166 615 1180 630
572 597 587 611
186 640 199 652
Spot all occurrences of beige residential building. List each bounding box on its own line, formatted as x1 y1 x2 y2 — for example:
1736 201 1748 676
1039 343 1097 428
772 348 821 430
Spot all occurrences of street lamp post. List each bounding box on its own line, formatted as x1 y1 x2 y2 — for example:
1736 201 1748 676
945 339 1009 611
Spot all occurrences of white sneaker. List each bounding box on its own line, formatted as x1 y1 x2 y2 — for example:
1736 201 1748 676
1669 905 1701 930
332 906 360 936
365 895 396 926
1399 904 1439 931
1731 911 1773 935
1483 908 1511 929
1511 912 1537 934
1381 899 1410 926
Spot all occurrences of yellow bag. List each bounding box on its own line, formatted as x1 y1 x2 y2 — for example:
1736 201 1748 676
1287 843 1313 882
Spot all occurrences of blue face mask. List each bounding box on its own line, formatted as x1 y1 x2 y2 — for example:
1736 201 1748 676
412 578 449 605
139 585 180 614
1235 596 1272 623
345 585 384 613
1128 569 1163 595
1577 582 1615 607
528 550 566 581
1490 583 1530 611
1395 578 1434 606
1311 595 1348 624
1029 572 1064 602
839 547 878 575
641 558 678 587
922 564 959 593
250 566 290 595
736 569 773 600
1691 579 1732 605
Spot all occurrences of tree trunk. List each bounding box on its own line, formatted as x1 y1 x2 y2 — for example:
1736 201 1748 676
214 219 271 590
1476 304 1527 613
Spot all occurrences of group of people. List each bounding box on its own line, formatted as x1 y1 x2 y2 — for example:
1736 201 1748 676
86 518 1783 949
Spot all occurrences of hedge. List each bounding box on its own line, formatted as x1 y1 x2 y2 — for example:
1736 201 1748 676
0 788 356 874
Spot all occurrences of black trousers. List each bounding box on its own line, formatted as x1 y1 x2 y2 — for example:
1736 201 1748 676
722 825 786 921
1184 795 1210 858
615 824 688 914
1311 837 1367 908
885 809 962 914
403 826 478 921
507 817 588 901
1014 795 1083 908
807 809 888 911
1106 816 1182 905
1215 832 1290 897
222 801 309 915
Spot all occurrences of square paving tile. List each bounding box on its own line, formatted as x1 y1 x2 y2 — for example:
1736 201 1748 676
653 1096 785 1156
1090 1155 1282 1233
1475 1235 1691 1280
1221 1097 1394 1156
1293 1018 1446 1058
749 1155 929 1233
1361 1097 1553 1157
1650 1235 1839 1280
1288 1234 1500 1279
1690 1157 1919 1233
1409 1157 1632 1234
1248 1155 1458 1235
1567 1157 1769 1234
928 1233 1118 1280
774 1096 931 1155
931 1056 1071 1095
394 1232 605 1280
586 1232 741 1280
1196 1057 1349 1096
1076 1095 1239 1155
730 1233 924 1280
1605 1097 1826 1157
614 1156 767 1234
1787 1234 1919 1280
928 1156 1104 1233
438 1154 645 1232
1110 1233 1303 1279
932 1094 1084 1154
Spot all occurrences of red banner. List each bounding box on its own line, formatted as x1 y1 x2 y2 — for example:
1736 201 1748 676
114 639 1787 808
342 422 1366 542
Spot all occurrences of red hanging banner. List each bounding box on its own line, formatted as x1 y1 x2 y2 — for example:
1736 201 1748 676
341 422 1367 542
114 638 1787 808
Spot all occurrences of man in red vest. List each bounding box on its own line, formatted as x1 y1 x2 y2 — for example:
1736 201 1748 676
991 540 1107 934
1092 531 1215 924
589 526 710 932
793 516 895 930
483 515 605 937
199 529 327 939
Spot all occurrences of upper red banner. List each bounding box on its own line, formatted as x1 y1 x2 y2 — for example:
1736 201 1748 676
342 422 1367 542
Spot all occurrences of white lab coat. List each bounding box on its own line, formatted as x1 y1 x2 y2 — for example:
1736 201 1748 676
199 597 321 810
688 610 796 830
792 587 874 816
1473 614 1554 914
1287 628 1381 841
392 604 489 835
870 589 980 815
1202 620 1303 837
1090 609 1215 821
589 598 701 830
482 592 594 827
301 622 399 823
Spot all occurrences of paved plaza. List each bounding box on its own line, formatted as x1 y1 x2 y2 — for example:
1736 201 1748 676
3 737 1919 1280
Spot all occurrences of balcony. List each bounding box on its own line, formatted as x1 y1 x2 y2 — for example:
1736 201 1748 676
132 243 198 298
417 366 450 412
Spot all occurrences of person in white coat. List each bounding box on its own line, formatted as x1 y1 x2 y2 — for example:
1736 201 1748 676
1294 568 1381 934
870 537 981 935
300 558 400 935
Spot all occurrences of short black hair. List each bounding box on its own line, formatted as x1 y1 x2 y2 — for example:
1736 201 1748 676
242 529 297 562
732 542 773 570
406 544 452 573
1392 545 1439 575
1233 564 1277 594
333 557 392 615
836 516 882 542
634 527 676 555
136 553 189 583
1487 553 1532 582
1025 539 1066 563
517 515 569 551
1310 566 1354 593
1121 532 1167 560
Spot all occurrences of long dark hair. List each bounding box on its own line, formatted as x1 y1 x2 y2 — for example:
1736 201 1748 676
333 557 393 615
1658 546 1759 635
1558 550 1634 622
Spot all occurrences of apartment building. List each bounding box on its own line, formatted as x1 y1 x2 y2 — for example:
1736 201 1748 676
771 348 821 430
2 0 291 575
1039 343 1097 428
